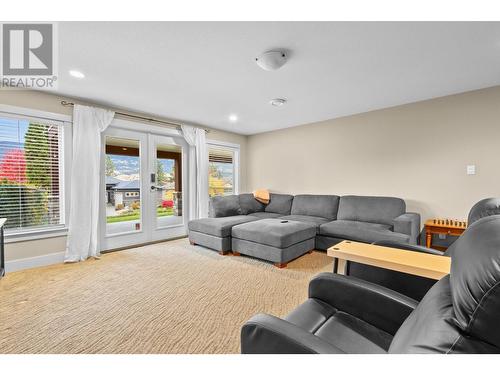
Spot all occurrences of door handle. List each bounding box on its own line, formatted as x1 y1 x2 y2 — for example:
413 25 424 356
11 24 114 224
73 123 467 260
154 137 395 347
151 185 164 191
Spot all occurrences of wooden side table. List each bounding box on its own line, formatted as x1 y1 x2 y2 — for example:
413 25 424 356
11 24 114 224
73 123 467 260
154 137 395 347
327 240 451 280
424 218 467 251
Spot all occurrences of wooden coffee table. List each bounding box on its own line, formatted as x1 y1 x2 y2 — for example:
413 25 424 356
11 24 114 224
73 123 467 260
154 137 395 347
327 240 451 280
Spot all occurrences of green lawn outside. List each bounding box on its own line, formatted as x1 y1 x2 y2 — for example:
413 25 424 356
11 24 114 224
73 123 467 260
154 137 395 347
106 207 174 223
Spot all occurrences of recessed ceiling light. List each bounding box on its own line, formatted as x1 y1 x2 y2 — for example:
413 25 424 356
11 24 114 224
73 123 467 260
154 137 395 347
69 70 85 79
270 98 287 107
228 114 238 123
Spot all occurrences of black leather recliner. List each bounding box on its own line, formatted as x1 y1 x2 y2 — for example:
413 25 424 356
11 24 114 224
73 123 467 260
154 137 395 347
241 214 500 353
347 197 500 300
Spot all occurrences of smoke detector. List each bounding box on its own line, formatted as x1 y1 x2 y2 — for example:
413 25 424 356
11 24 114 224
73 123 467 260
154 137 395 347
270 98 287 107
255 50 287 71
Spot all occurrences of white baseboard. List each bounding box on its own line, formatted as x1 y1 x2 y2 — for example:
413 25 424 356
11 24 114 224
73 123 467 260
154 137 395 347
5 252 65 273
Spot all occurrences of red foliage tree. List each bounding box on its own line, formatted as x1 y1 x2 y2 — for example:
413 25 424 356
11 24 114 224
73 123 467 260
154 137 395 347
162 200 174 208
0 149 27 183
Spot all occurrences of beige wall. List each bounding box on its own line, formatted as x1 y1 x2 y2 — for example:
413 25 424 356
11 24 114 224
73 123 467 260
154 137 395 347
247 86 500 224
0 90 247 263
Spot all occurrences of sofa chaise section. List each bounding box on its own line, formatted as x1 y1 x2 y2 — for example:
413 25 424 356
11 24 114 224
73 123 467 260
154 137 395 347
189 194 261 254
188 215 259 254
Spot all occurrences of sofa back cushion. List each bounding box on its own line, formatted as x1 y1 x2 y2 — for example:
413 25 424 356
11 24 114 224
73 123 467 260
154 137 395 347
209 195 241 218
291 194 340 220
265 193 294 215
239 193 266 215
337 195 405 226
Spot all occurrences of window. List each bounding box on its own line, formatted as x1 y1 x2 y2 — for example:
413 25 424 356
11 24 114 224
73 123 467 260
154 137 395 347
208 145 238 197
0 113 64 234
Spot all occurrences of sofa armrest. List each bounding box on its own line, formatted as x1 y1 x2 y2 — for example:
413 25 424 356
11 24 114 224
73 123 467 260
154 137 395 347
393 212 421 244
309 273 417 335
372 240 444 255
241 313 344 354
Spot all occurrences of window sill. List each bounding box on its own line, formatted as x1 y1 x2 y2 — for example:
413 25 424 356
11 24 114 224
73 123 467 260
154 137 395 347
5 227 68 244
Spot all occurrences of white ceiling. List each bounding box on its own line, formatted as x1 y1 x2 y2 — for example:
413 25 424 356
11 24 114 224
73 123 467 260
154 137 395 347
55 22 500 135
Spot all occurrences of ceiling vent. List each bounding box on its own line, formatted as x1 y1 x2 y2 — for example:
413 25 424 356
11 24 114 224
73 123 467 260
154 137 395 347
270 98 287 107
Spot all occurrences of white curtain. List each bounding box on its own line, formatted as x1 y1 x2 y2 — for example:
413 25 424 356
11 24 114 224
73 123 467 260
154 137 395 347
181 125 209 219
65 104 115 262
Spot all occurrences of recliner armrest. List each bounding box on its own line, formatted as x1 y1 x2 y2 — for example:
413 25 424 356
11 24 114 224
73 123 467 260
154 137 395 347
241 313 344 354
372 240 444 255
393 212 421 244
309 273 417 335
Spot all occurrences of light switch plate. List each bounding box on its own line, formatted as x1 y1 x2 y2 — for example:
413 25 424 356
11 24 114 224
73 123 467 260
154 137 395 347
467 165 476 175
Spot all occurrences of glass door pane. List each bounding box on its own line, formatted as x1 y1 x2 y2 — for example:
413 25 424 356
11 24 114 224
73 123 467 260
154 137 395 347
154 142 183 229
105 137 142 235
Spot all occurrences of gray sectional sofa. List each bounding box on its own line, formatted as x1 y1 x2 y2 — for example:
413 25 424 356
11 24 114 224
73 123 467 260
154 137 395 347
188 193 420 267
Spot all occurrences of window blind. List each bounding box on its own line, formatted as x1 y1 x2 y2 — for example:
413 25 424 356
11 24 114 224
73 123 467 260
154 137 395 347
208 148 233 164
0 115 63 232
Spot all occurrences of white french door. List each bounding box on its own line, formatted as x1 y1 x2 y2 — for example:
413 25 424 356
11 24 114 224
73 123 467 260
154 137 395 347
99 121 189 251
148 134 188 241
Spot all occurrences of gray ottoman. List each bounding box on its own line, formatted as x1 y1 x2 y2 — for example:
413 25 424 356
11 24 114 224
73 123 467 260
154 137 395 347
231 219 316 268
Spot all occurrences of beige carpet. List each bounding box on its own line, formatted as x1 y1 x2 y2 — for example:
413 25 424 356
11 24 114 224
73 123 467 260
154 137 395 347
0 239 331 354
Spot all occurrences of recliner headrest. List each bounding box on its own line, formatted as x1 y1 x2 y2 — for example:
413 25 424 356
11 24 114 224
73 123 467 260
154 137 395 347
468 198 500 225
451 214 500 348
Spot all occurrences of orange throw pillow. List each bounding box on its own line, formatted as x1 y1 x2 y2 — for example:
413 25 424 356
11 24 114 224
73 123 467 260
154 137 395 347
253 189 270 204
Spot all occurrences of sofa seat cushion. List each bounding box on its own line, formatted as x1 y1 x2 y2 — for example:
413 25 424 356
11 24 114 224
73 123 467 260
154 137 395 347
279 215 329 233
265 193 294 215
290 195 340 220
285 298 392 353
231 218 317 249
188 215 259 237
319 220 410 244
248 212 283 219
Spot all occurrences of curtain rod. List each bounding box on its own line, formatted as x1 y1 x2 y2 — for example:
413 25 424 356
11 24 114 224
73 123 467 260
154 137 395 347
60 101 209 133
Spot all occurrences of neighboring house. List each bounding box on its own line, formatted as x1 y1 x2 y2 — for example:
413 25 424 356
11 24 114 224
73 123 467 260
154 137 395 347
105 176 121 203
106 176 140 208
223 181 233 195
